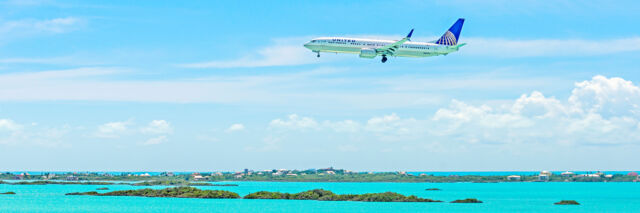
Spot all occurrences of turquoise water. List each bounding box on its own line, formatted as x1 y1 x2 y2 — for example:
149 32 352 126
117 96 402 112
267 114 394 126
1 181 639 212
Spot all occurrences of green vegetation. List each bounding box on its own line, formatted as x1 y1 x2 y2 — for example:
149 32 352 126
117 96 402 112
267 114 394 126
244 189 441 202
96 187 109 190
451 198 483 203
66 191 99 196
132 180 213 186
0 191 16 195
67 187 240 199
554 200 580 205
67 187 438 202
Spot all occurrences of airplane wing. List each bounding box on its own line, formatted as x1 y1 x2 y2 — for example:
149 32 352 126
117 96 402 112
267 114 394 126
376 29 413 56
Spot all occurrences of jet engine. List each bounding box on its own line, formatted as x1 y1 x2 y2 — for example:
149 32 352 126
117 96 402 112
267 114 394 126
359 48 377 58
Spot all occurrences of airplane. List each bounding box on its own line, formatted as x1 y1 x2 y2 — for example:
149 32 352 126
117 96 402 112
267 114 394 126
303 18 465 63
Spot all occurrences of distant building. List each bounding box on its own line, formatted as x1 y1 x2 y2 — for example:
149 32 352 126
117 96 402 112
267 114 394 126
286 173 298 176
538 174 549 181
66 176 79 181
193 175 205 181
326 171 336 175
627 172 638 177
139 173 151 177
507 175 521 181
561 171 574 177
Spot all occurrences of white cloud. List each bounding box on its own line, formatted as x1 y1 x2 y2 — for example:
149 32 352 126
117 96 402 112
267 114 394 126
179 40 319 68
225 123 245 133
569 75 640 116
269 114 319 131
96 121 130 138
141 120 173 135
0 119 24 144
143 135 167 146
0 17 82 40
266 75 640 146
0 119 23 132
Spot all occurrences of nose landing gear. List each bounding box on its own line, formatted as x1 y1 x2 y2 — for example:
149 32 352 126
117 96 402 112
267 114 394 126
381 55 388 63
314 51 320 58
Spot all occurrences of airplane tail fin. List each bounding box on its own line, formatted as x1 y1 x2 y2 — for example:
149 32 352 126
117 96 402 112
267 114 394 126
435 18 464 46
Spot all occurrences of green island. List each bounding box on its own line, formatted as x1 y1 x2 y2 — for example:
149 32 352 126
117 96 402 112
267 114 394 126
96 187 109 190
0 191 16 195
425 188 441 191
554 200 580 205
67 187 240 199
66 187 441 202
451 198 483 203
244 189 441 202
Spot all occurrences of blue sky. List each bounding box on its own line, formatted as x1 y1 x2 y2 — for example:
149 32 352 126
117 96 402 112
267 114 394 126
1 0 640 172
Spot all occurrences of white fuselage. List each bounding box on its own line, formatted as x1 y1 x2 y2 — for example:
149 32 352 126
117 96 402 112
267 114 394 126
303 37 460 58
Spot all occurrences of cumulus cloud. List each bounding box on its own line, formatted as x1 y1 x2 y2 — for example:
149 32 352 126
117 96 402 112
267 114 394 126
225 123 245 133
141 120 173 135
268 75 640 146
269 114 319 131
95 121 130 138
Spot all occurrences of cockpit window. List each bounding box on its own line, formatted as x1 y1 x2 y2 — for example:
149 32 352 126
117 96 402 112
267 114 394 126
311 40 316 43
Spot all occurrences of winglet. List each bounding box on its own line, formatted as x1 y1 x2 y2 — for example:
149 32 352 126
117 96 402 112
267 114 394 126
406 29 414 40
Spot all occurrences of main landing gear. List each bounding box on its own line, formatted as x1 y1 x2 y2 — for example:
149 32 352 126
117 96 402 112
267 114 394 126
381 55 388 63
315 51 320 58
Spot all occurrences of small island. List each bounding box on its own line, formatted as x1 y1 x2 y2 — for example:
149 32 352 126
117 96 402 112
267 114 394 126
66 187 240 199
96 187 109 190
66 187 440 202
244 189 441 202
554 200 580 205
0 191 16 195
425 188 441 191
451 198 483 203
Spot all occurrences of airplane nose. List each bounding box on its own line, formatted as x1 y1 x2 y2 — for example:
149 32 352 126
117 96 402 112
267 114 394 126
303 43 310 48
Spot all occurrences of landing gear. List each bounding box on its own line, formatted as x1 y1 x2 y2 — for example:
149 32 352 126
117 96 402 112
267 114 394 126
381 55 388 63
315 51 320 58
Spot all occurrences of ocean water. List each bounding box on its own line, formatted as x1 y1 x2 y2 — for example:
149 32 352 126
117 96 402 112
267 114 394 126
1 181 639 212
